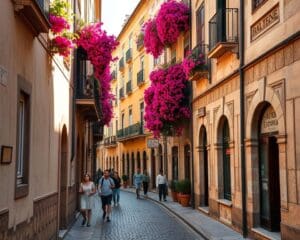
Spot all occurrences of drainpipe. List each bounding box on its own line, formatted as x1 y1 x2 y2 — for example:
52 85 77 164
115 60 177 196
239 0 247 237
189 0 195 209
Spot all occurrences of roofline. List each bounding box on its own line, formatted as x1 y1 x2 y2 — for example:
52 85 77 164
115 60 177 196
116 0 147 41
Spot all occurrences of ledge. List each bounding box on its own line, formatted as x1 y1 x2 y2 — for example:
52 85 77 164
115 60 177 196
217 199 232 207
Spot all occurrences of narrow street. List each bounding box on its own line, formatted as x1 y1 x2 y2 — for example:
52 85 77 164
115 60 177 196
64 191 202 240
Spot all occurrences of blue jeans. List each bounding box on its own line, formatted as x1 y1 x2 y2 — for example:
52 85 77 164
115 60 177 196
112 188 120 203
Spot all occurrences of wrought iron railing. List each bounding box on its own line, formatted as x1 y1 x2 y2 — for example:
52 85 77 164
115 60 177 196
209 8 238 51
104 136 117 146
117 122 144 139
137 69 144 86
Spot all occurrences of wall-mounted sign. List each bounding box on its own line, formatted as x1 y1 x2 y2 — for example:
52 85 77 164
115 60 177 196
260 106 278 134
0 65 8 86
198 107 206 117
251 4 279 41
147 138 159 148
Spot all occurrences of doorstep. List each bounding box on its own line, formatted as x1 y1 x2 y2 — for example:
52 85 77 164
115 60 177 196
198 206 209 214
251 227 281 240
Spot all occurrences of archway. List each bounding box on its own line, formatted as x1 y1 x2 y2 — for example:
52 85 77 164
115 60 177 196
137 151 141 169
158 144 163 171
217 116 231 200
59 125 68 229
172 146 179 180
199 125 209 206
131 152 135 185
184 144 191 179
143 151 147 172
126 153 130 176
151 148 156 188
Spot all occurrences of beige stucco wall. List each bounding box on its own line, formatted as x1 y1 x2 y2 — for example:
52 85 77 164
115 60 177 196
0 0 73 229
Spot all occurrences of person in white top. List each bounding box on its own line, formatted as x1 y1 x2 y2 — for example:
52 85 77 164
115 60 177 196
156 169 168 201
79 173 96 227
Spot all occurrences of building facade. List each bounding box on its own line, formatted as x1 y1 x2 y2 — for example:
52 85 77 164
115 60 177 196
97 0 193 189
191 0 300 239
0 0 102 239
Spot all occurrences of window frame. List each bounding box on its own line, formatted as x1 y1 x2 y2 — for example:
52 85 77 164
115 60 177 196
15 75 31 199
252 0 268 13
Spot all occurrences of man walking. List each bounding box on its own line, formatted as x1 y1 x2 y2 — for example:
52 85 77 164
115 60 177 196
133 168 143 199
142 170 150 197
156 169 168 202
98 170 115 222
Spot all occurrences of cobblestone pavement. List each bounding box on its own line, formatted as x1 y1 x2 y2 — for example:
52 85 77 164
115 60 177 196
64 191 203 240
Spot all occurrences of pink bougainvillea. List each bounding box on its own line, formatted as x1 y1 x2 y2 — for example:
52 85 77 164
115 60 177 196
144 64 191 138
51 36 73 57
156 0 190 45
77 23 118 125
182 51 206 77
143 19 165 58
49 14 70 34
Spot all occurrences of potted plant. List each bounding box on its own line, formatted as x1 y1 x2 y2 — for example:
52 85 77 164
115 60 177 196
122 174 129 188
170 180 178 202
177 179 191 207
175 180 182 204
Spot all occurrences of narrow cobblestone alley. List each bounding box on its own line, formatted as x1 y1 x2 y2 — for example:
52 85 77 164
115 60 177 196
64 191 202 240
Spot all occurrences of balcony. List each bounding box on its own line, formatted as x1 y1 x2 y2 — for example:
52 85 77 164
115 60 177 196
117 122 145 141
75 48 101 121
136 33 144 51
137 69 145 86
208 8 238 58
126 81 132 95
126 48 132 63
119 57 125 71
119 87 125 100
13 0 51 36
111 70 117 81
104 136 117 148
189 44 209 81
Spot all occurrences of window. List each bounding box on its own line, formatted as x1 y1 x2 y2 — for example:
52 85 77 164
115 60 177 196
129 108 133 126
184 33 190 57
172 147 179 180
129 33 132 48
15 76 31 199
171 48 176 64
115 87 118 106
252 0 268 11
222 118 231 200
128 67 132 82
140 102 144 130
140 56 144 70
121 113 125 129
196 4 205 45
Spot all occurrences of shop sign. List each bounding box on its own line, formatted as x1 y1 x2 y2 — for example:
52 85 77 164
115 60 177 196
261 106 278 134
251 4 279 41
147 138 159 148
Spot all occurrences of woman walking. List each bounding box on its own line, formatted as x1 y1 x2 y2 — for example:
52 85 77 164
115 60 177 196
142 170 150 197
79 173 96 227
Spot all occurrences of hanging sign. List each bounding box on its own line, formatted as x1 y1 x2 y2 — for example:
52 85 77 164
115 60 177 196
147 138 159 148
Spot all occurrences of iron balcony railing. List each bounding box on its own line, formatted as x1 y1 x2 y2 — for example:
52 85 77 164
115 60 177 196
209 8 238 51
189 44 209 74
137 69 144 86
93 122 104 137
126 48 132 63
104 136 117 146
117 122 144 139
119 87 125 99
119 57 125 71
126 81 132 94
36 0 50 18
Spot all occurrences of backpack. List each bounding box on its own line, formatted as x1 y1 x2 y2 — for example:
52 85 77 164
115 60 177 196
99 177 114 188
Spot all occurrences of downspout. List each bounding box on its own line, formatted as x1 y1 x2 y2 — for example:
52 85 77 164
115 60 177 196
189 0 195 209
239 0 247 237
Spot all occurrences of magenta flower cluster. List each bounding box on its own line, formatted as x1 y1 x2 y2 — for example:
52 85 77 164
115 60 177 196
144 0 190 58
156 0 190 45
182 52 206 77
52 36 73 57
49 14 70 34
76 23 118 125
144 19 165 58
144 64 191 138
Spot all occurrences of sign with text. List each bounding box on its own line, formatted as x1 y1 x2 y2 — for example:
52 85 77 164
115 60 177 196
147 138 159 148
251 4 279 41
260 106 278 134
